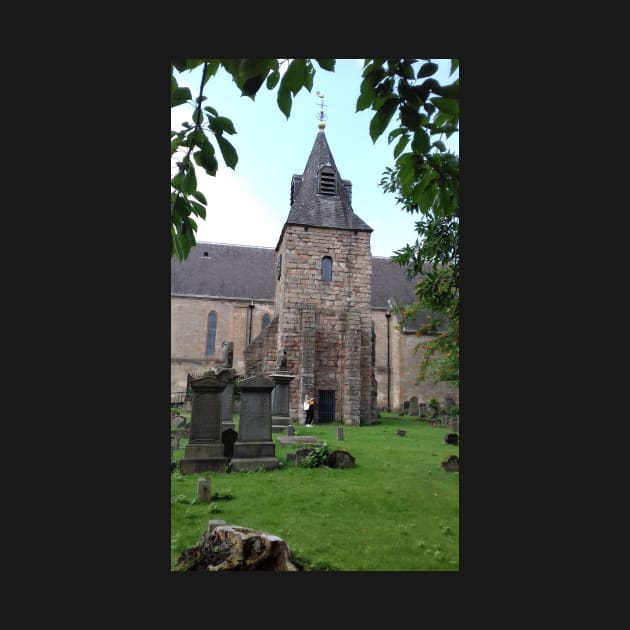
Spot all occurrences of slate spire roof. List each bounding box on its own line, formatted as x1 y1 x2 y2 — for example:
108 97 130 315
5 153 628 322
281 131 373 238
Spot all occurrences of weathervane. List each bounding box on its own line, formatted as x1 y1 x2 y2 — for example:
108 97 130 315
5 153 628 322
316 91 327 129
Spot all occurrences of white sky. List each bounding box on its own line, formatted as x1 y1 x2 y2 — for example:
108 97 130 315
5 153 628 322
171 59 458 257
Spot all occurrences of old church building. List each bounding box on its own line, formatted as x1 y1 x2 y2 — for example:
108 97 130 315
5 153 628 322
171 129 458 424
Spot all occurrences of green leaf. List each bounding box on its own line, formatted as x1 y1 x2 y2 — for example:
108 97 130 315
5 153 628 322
356 83 376 112
171 86 192 108
369 97 399 143
171 171 184 193
266 70 280 90
171 136 182 156
193 138 218 176
433 81 459 99
417 62 438 78
201 60 220 87
277 83 292 118
216 134 238 169
204 105 218 117
183 165 197 194
432 97 459 116
400 105 422 129
241 74 266 98
393 134 410 159
238 59 274 81
192 190 207 205
387 127 406 143
450 59 459 75
399 60 416 80
184 59 205 70
394 134 409 159
303 61 314 91
171 74 177 98
432 140 446 152
411 128 431 154
315 59 335 71
189 200 206 219
282 59 307 96
209 116 237 135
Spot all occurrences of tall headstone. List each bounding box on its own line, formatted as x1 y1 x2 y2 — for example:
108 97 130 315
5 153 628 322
179 374 230 473
230 375 279 472
409 396 419 416
270 372 295 433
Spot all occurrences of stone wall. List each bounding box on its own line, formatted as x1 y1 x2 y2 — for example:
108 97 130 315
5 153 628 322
171 296 274 392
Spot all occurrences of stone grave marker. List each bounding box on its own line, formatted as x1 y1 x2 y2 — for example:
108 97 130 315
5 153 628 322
409 396 419 416
179 373 230 473
230 375 279 472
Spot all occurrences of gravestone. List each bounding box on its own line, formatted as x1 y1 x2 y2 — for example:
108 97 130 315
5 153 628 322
444 397 455 413
441 455 459 472
336 426 344 440
230 375 279 472
418 402 427 418
403 400 410 414
270 371 295 433
171 436 180 450
409 396 419 416
286 425 295 436
444 433 459 446
197 478 211 502
179 374 230 473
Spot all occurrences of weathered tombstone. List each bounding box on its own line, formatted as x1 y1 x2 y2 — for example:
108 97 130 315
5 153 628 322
409 396 419 416
418 402 427 418
444 433 459 446
171 436 180 450
230 375 279 472
444 397 455 413
441 455 459 472
286 425 295 436
336 426 344 440
221 428 238 458
403 400 410 414
270 371 295 433
179 374 230 473
197 478 211 502
327 449 355 468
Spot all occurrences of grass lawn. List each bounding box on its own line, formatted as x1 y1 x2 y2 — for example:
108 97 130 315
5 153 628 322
171 412 459 571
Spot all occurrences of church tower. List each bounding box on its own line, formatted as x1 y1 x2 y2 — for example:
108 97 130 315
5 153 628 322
270 124 377 425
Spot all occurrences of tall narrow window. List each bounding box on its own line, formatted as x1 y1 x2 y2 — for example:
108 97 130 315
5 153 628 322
322 256 332 282
261 313 270 331
318 166 336 195
205 311 217 356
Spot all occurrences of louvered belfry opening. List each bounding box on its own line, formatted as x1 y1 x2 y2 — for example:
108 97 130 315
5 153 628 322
318 166 336 195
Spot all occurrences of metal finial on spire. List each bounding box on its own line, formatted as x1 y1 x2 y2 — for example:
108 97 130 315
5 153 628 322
316 91 327 129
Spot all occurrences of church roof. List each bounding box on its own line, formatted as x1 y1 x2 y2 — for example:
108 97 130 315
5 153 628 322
170 242 418 310
279 131 373 245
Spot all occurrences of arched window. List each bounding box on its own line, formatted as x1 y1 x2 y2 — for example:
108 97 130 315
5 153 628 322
322 256 332 282
261 313 270 331
318 166 336 195
205 311 217 356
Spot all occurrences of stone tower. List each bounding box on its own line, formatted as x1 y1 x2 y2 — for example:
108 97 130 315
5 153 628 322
268 129 377 425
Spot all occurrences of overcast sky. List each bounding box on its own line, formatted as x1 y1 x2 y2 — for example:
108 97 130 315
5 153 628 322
171 59 458 258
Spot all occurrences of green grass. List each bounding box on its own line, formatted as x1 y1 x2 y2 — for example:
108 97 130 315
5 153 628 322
171 412 459 571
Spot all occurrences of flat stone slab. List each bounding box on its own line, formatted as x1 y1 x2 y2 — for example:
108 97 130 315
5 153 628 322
276 436 323 446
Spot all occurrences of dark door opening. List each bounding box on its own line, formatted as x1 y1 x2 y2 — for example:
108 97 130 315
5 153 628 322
318 390 335 423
